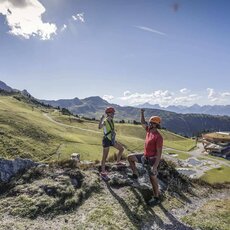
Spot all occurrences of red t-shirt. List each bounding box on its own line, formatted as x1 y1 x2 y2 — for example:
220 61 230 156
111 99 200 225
144 127 163 157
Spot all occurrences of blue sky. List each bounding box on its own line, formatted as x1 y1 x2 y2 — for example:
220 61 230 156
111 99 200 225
0 0 230 106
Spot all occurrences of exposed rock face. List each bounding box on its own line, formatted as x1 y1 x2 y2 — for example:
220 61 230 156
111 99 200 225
107 159 192 202
0 158 39 183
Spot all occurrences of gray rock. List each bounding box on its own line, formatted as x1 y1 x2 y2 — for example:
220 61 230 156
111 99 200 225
0 157 39 183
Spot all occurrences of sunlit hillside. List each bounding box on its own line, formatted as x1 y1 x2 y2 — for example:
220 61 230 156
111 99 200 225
1 95 229 230
0 95 196 162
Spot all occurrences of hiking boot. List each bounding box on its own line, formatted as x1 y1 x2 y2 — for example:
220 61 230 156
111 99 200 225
100 172 110 181
147 197 161 206
128 173 138 180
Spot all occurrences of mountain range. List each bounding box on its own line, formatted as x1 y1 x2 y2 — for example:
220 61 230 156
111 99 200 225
39 96 230 137
136 102 230 116
1 80 230 137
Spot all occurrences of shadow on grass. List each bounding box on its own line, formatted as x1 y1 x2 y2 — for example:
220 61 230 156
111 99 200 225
129 184 195 229
176 191 192 204
105 182 140 228
106 183 166 229
159 204 194 230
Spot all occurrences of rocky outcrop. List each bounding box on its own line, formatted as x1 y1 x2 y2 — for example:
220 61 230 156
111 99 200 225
107 159 192 202
0 157 39 183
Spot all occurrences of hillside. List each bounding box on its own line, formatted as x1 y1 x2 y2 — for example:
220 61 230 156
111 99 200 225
41 96 230 137
0 158 229 230
0 94 196 162
1 80 230 137
0 94 230 229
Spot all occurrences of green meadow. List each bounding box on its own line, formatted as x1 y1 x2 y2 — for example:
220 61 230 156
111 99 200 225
200 166 230 184
182 199 230 230
0 95 196 162
164 149 191 160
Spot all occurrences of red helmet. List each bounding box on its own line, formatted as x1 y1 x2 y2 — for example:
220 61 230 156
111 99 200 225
105 107 115 114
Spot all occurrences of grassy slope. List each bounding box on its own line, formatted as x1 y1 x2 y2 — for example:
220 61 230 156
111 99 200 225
182 199 230 230
0 95 196 162
52 114 196 152
200 166 230 184
0 160 229 229
0 96 229 229
164 149 191 160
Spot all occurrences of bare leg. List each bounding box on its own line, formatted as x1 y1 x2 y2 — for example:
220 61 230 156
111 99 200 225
113 142 124 162
101 147 109 173
150 175 160 197
127 154 138 175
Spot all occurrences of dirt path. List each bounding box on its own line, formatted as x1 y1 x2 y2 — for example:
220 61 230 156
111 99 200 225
43 113 101 134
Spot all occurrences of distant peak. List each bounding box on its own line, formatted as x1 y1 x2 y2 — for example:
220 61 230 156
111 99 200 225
0 80 14 92
84 96 103 100
83 96 108 102
81 96 110 106
136 102 161 109
21 89 32 96
191 103 201 108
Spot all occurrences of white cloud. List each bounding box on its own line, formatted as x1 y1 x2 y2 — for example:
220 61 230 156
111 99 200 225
59 12 85 35
153 90 173 98
120 92 152 104
174 96 191 104
173 94 200 104
123 90 131 97
188 94 199 99
0 0 57 40
207 88 219 102
180 88 190 94
221 92 230 97
103 95 114 101
207 88 215 98
60 24 67 32
206 88 230 104
117 89 205 106
134 25 166 36
72 12 85 23
119 90 174 106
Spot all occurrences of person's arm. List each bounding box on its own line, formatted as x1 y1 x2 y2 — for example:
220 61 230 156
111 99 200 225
98 114 105 129
140 109 147 129
152 148 162 171
152 137 163 174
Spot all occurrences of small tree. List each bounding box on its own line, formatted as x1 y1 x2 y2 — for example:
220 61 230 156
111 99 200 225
133 120 140 125
61 108 72 116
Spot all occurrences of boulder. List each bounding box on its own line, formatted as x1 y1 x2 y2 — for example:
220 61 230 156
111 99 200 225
0 157 39 183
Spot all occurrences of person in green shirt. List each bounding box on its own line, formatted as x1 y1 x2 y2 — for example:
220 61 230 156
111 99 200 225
98 107 125 180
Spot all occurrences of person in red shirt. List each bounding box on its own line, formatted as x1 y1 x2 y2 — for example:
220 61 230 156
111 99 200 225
127 109 163 205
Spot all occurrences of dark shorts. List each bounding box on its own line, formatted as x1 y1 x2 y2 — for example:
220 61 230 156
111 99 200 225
102 137 114 148
134 153 156 167
133 153 157 176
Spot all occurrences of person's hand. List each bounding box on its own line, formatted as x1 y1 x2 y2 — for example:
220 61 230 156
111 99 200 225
101 114 105 120
141 109 145 113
